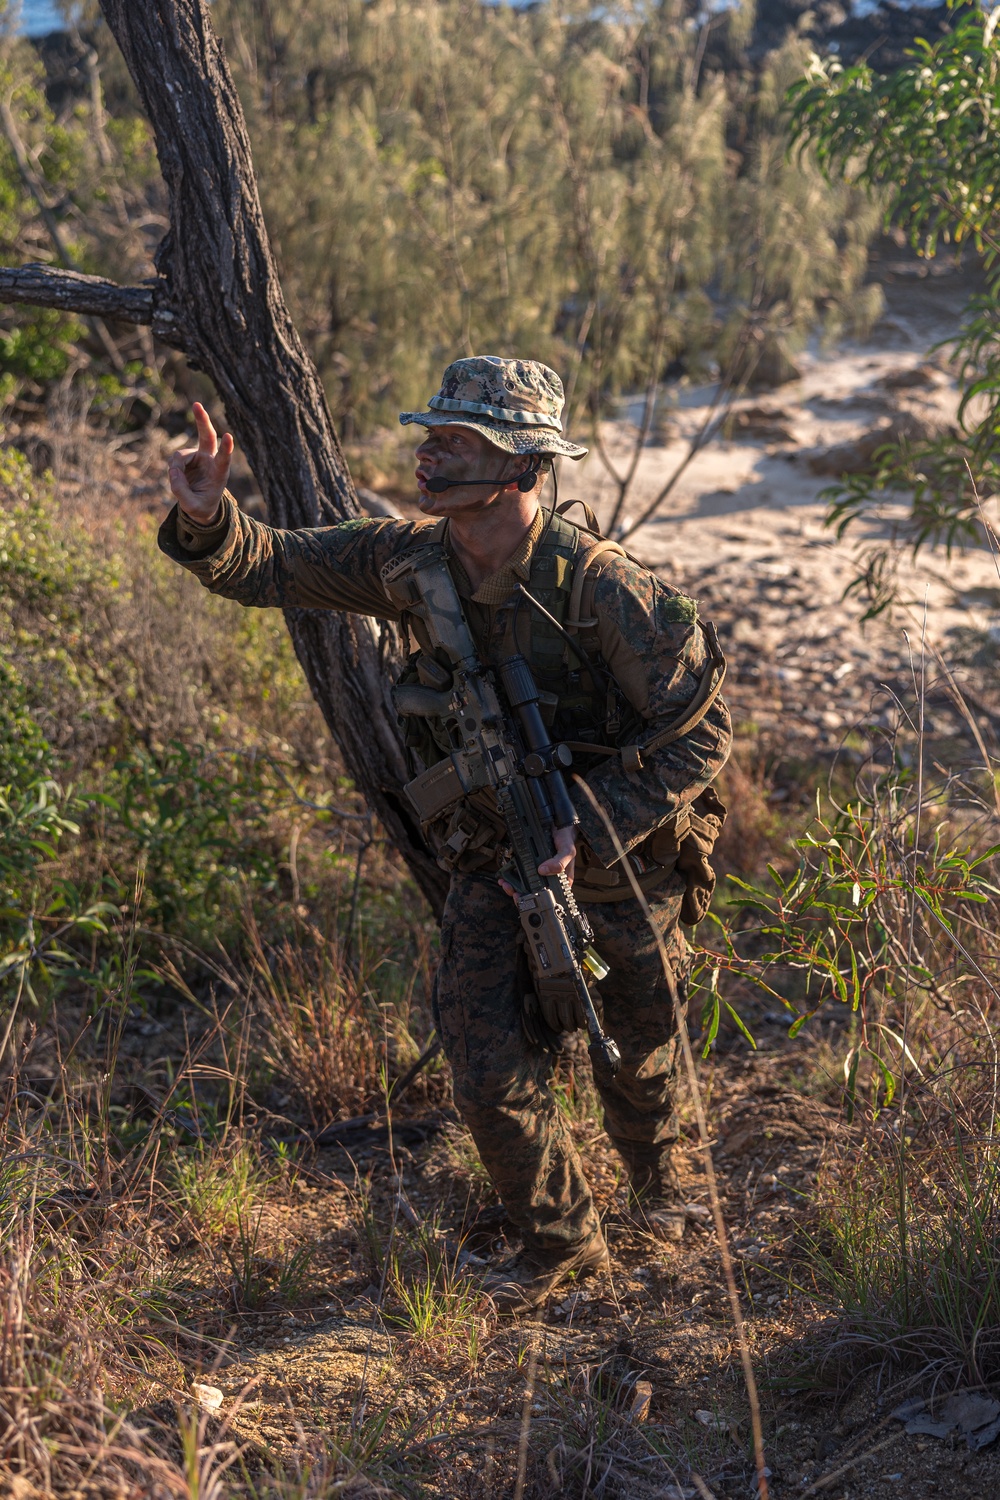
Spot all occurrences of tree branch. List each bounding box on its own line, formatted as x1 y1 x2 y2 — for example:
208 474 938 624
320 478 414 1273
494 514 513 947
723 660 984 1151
0 100 129 369
0 262 182 337
1 2 449 917
94 0 448 916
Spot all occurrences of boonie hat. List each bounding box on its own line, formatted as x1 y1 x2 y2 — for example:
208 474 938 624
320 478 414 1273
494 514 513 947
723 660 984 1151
399 355 588 460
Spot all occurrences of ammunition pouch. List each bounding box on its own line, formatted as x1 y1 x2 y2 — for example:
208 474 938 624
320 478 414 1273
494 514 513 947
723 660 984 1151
674 784 726 924
431 793 509 873
573 784 727 923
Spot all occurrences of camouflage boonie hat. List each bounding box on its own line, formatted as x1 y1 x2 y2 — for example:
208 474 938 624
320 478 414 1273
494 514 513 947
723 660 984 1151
399 355 588 460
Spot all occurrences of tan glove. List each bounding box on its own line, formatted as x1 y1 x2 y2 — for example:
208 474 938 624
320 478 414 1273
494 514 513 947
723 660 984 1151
517 932 585 1049
533 974 589 1036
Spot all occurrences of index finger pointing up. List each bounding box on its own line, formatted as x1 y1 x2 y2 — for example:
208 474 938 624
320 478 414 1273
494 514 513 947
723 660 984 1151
192 401 218 459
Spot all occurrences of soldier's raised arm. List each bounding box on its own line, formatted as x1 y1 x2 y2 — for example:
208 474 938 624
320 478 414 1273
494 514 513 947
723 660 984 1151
158 405 421 619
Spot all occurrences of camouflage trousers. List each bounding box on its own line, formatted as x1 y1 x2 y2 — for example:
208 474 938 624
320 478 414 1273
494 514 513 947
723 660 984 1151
432 870 690 1255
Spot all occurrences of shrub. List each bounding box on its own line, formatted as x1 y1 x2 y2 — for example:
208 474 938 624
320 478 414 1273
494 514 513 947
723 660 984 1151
0 442 342 962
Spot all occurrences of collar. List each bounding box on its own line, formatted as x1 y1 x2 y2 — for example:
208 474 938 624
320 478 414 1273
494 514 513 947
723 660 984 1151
443 508 544 607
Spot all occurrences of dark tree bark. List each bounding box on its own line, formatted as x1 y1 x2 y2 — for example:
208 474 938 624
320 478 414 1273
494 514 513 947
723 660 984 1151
0 264 161 327
0 0 446 917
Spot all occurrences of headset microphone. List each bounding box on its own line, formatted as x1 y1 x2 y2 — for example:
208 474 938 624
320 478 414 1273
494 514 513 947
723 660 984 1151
425 465 539 495
424 476 471 493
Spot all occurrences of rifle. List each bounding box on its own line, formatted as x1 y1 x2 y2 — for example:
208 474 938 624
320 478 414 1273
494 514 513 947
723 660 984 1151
381 543 622 1085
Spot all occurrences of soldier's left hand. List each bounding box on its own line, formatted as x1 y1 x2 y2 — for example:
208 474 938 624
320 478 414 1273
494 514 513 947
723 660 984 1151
539 823 577 881
500 824 577 899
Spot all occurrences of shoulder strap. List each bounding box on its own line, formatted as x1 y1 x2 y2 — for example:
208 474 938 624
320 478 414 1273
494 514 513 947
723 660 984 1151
526 510 583 614
619 621 727 772
567 535 627 631
556 498 603 536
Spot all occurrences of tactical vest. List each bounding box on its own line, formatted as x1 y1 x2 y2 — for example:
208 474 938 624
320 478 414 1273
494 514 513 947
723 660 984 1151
382 510 727 914
388 511 637 768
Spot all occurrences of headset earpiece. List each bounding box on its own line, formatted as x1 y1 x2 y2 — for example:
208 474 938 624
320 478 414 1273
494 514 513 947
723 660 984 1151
516 462 542 493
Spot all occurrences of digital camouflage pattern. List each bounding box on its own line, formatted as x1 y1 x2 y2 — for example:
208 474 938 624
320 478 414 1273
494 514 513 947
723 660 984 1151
158 495 732 1247
159 496 730 867
436 870 690 1254
398 355 589 459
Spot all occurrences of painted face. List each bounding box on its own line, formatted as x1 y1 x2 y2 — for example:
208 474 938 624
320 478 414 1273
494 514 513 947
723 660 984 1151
414 426 526 516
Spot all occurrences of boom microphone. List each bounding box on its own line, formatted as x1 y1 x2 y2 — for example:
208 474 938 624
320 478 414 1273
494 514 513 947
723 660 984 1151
425 465 539 494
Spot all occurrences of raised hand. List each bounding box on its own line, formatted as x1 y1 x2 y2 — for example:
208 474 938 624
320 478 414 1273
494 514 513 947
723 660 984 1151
167 402 235 523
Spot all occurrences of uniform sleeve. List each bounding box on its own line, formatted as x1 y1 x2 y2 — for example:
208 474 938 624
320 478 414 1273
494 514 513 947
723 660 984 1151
157 492 428 619
569 555 732 864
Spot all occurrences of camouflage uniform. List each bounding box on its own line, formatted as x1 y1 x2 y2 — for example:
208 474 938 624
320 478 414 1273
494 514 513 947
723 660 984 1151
159 358 731 1257
437 872 690 1251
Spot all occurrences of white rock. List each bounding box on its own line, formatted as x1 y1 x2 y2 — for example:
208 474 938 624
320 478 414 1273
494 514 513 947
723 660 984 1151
191 1383 224 1412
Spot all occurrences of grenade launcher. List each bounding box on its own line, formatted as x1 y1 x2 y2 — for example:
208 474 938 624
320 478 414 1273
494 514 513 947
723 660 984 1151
380 543 622 1085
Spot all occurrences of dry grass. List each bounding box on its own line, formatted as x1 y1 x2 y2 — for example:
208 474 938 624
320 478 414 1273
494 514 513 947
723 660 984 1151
713 744 783 885
807 1049 1000 1385
246 915 381 1131
0 1171 183 1497
4 418 1000 1497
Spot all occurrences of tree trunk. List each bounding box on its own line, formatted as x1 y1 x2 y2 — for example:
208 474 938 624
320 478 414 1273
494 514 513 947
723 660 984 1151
1 0 447 917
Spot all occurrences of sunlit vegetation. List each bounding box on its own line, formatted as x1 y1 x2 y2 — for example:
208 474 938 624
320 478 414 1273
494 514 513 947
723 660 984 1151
2 2 1000 1496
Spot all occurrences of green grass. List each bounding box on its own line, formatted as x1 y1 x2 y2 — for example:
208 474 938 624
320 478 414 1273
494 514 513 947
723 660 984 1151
810 1118 1000 1384
171 1142 275 1236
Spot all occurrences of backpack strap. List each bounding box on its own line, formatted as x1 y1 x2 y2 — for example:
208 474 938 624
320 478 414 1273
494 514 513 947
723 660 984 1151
556 498 603 536
566 535 627 631
619 621 727 773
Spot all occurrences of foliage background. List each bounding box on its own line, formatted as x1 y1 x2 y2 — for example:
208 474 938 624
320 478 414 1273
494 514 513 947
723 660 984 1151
4 0 884 439
2 5 1000 1496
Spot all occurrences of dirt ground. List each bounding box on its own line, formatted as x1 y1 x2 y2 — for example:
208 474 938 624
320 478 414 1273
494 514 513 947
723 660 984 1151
130 1032 1000 1500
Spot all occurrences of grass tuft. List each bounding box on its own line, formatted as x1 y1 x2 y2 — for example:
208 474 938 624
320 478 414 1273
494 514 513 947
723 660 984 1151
810 1093 1000 1384
248 917 380 1129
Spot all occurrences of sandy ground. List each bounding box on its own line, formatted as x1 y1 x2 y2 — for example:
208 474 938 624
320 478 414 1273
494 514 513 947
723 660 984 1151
567 266 1000 764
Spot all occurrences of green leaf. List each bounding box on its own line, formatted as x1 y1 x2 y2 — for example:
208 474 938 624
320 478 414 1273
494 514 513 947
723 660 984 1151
725 1003 757 1051
844 1047 860 1124
701 992 721 1060
870 1050 897 1113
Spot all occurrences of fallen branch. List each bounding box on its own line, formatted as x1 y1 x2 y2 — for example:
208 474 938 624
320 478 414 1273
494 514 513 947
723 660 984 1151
265 1035 446 1148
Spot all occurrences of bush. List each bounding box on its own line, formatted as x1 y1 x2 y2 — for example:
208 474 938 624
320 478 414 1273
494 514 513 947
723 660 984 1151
0 441 352 990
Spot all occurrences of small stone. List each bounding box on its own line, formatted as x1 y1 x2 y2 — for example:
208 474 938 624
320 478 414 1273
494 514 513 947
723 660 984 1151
191 1383 224 1412
629 1380 653 1424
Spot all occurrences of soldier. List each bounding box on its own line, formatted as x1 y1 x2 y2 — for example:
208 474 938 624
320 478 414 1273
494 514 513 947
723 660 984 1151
160 356 732 1313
